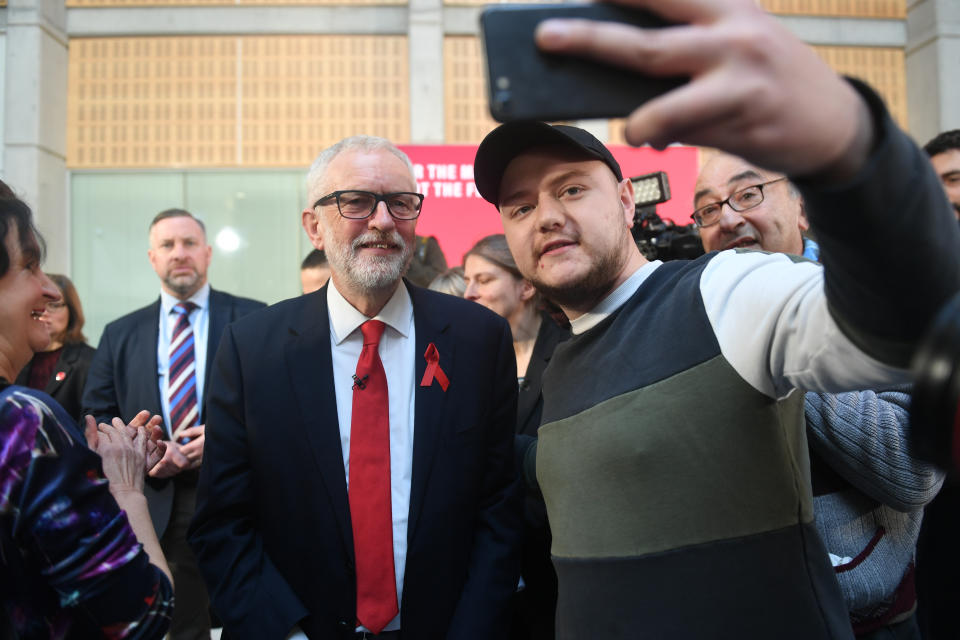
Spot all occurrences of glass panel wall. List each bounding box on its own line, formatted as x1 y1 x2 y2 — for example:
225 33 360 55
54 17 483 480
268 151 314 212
72 170 311 345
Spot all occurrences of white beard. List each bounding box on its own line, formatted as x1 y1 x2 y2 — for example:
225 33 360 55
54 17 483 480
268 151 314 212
324 228 413 292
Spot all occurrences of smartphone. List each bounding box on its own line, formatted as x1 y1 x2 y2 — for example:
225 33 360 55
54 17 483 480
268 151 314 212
480 3 685 123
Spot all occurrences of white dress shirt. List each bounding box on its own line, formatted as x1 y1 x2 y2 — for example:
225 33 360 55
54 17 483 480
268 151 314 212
327 279 416 634
157 283 210 438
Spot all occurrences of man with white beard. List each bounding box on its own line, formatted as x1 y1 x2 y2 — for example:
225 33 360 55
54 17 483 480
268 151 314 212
189 135 523 640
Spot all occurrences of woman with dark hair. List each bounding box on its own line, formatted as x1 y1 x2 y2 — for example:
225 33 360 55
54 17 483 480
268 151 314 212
463 233 568 640
15 273 96 421
0 192 173 638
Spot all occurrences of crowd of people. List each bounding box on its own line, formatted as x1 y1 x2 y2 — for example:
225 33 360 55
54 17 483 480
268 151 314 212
2 0 960 639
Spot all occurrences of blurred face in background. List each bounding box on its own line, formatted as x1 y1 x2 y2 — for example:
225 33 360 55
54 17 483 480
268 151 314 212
929 149 960 220
300 265 332 294
464 254 533 321
148 215 212 300
40 284 69 348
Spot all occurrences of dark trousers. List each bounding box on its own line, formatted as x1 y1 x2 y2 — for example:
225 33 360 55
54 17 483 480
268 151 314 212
916 476 960 640
162 481 211 640
857 614 921 640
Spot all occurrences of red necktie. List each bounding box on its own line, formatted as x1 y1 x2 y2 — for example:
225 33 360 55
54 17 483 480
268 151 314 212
349 320 398 633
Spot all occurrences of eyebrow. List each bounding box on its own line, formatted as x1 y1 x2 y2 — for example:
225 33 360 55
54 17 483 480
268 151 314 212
941 170 960 180
694 169 767 203
500 169 594 207
21 244 41 264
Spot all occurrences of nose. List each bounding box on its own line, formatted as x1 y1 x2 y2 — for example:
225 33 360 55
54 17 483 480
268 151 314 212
716 203 746 233
368 200 396 231
464 281 479 301
534 198 564 231
40 273 61 302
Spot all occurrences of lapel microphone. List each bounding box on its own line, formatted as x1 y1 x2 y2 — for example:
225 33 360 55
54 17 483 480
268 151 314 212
352 374 369 390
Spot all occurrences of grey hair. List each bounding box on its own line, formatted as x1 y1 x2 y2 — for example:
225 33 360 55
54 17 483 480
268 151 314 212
305 135 416 202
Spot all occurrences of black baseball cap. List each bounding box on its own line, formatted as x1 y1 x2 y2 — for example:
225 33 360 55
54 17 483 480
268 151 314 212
473 121 623 206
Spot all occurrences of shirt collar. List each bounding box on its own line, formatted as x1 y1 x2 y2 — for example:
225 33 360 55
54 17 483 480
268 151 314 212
327 279 413 345
160 282 210 315
802 238 820 262
569 261 662 335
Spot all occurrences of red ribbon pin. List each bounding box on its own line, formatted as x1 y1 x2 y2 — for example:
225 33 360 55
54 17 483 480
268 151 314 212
420 343 449 391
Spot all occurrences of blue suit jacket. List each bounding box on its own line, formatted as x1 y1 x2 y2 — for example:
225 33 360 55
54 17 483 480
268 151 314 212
188 283 523 640
82 288 266 535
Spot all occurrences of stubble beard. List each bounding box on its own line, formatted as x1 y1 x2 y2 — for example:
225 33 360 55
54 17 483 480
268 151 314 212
164 269 202 299
326 230 413 292
527 229 631 314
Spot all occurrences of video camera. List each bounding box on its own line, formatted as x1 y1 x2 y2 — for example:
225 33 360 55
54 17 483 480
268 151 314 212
629 171 704 262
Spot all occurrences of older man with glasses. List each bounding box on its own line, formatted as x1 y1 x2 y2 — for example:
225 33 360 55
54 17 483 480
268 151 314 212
189 135 523 640
692 153 810 257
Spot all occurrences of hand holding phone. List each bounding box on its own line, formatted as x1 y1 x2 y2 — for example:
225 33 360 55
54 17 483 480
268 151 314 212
528 0 873 181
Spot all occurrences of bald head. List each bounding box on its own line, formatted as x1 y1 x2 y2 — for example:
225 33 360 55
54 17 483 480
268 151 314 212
694 153 808 255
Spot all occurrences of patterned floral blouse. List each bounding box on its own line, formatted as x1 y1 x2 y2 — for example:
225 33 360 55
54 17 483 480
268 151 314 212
0 384 173 639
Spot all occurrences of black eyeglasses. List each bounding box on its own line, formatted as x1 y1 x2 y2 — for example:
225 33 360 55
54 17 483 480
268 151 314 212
314 190 424 220
690 177 788 228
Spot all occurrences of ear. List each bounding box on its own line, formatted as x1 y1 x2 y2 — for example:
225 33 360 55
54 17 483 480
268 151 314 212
519 278 537 302
797 197 810 233
203 243 213 266
619 179 636 229
302 208 324 250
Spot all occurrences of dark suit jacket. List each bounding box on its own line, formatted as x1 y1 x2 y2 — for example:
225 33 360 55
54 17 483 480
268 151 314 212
517 315 570 439
82 288 265 536
513 315 569 639
15 342 96 423
188 283 523 640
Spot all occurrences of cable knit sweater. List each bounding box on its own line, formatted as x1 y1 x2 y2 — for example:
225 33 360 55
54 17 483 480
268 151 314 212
805 388 944 633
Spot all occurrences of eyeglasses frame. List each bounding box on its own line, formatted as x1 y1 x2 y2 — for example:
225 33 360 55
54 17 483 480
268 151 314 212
690 177 789 228
313 190 425 220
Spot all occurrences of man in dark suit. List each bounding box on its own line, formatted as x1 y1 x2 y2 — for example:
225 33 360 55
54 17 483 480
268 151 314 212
188 135 522 640
83 208 264 639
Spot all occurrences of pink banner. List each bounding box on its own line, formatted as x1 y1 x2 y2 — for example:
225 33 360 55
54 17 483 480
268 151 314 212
399 144 701 265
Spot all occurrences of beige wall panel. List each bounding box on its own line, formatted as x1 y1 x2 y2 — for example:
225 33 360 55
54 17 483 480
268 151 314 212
67 0 403 5
759 0 904 18
68 37 239 168
68 35 410 168
812 45 907 129
240 35 408 166
443 36 497 143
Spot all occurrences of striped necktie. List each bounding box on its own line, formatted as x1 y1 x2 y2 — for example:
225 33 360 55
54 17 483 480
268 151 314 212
168 301 199 441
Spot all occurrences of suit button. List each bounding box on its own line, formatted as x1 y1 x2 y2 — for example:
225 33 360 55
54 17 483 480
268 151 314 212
337 619 352 630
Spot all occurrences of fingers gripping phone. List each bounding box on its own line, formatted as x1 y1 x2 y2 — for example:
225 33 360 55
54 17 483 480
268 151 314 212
480 3 684 123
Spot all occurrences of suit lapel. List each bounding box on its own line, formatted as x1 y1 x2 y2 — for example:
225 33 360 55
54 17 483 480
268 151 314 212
516 318 566 433
204 289 228 421
407 286 455 540
284 292 355 561
144 299 164 415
